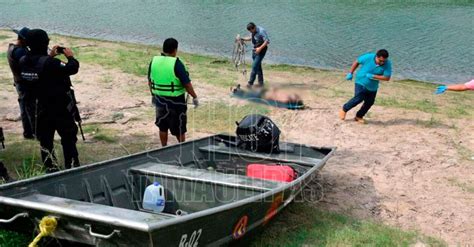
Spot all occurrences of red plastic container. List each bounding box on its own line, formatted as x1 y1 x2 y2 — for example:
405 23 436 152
246 164 296 182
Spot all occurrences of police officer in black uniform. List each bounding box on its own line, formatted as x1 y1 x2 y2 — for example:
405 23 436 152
20 29 80 172
7 27 36 139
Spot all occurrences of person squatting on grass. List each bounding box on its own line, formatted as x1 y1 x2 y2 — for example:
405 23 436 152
340 49 392 124
19 29 81 173
241 22 270 88
435 79 474 94
148 38 198 147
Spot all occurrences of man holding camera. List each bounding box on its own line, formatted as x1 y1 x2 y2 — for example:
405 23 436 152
148 38 198 147
20 29 81 172
7 27 36 139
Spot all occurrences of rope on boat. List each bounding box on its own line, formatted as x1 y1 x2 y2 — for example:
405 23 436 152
29 216 58 247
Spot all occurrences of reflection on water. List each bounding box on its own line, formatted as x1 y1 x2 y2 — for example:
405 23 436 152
1 0 472 83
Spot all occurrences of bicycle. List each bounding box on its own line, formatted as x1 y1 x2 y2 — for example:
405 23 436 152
232 34 247 76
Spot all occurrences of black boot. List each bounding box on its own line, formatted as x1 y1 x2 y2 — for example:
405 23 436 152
73 157 80 168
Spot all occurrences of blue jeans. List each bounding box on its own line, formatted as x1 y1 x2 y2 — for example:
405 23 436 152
248 48 267 86
343 83 377 118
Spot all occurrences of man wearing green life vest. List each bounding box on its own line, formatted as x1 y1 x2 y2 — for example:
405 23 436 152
148 38 198 146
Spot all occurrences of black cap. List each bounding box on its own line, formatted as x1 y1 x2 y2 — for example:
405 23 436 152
12 27 30 40
26 29 50 50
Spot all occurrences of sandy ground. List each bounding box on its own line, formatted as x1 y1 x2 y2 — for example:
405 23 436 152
1 34 473 245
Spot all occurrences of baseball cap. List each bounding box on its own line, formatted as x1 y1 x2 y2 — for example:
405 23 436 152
12 27 30 40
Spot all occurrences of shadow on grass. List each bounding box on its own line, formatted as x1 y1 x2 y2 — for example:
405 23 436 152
368 117 452 129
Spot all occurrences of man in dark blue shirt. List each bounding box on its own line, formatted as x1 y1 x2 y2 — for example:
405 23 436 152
7 27 35 139
242 22 270 88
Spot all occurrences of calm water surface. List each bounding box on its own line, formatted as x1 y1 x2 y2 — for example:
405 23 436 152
1 0 473 83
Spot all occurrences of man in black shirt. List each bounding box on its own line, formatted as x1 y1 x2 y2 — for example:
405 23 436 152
7 27 35 139
20 29 81 172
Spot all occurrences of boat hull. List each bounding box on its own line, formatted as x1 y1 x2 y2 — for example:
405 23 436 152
0 134 335 246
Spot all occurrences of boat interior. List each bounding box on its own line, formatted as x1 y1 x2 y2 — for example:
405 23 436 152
0 135 331 221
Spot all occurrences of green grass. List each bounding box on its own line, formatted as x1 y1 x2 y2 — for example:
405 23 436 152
0 136 42 178
0 52 7 67
74 43 240 88
0 229 30 247
377 80 473 119
81 124 118 143
0 35 10 40
0 129 147 175
267 63 325 74
415 116 443 128
14 156 45 179
377 97 438 113
251 203 446 247
447 177 474 193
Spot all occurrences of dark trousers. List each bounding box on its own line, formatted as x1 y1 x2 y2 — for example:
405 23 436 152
37 107 79 171
343 83 378 118
15 84 36 138
248 48 267 86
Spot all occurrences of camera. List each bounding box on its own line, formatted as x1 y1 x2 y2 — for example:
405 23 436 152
56 46 66 54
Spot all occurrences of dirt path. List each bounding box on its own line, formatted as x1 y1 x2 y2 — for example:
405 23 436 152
1 33 472 245
273 102 473 245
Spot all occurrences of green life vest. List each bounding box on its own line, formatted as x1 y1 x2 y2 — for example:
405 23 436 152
150 56 186 97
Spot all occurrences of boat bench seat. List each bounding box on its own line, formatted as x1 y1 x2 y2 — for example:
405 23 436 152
130 162 286 191
199 144 321 167
19 193 174 225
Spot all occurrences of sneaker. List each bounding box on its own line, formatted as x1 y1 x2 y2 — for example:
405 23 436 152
246 84 253 89
354 117 366 124
339 109 346 120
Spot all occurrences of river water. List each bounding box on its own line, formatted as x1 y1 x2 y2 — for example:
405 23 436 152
1 0 473 83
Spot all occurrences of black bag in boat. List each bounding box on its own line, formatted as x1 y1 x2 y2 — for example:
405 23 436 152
236 114 280 153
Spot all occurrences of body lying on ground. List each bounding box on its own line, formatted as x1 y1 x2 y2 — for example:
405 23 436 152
231 84 303 106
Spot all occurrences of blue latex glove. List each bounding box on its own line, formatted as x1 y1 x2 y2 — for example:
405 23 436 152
435 85 447 94
345 73 353 80
366 73 375 79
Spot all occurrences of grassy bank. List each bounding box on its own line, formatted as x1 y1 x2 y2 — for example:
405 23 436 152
0 30 463 246
1 32 472 119
250 203 444 247
62 35 472 119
